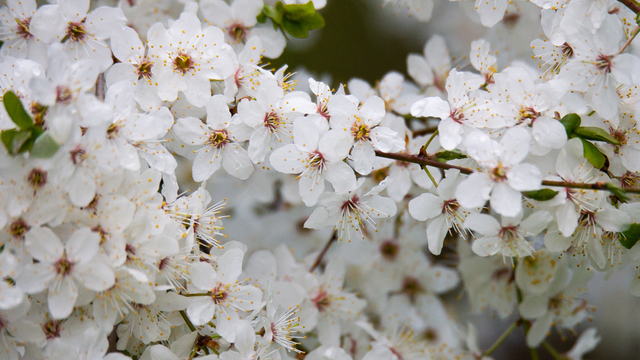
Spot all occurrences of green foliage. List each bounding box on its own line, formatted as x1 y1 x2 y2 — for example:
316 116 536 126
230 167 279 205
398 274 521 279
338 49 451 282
580 138 605 168
434 149 467 162
261 1 325 39
0 91 59 156
604 182 630 201
560 113 581 136
522 189 559 201
620 223 640 249
574 126 620 145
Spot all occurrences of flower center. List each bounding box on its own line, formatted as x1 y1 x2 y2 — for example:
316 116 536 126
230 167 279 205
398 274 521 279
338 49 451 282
401 276 423 303
137 58 154 79
442 199 460 214
65 21 87 43
107 123 122 139
227 23 248 43
450 107 465 123
27 168 48 189
578 210 596 228
351 120 370 141
620 171 640 188
212 283 228 304
561 43 574 59
207 130 229 149
92 225 109 245
308 151 325 171
489 163 508 182
312 290 331 312
518 106 539 125
54 256 74 276
173 52 194 75
43 318 61 339
30 102 47 126
56 86 72 104
15 17 32 40
264 111 282 132
341 195 360 212
498 225 519 241
71 147 87 165
9 218 30 240
595 54 613 73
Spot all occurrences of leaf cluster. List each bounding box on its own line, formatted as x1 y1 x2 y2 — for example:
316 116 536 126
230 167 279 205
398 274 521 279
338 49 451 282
0 91 59 158
258 1 325 39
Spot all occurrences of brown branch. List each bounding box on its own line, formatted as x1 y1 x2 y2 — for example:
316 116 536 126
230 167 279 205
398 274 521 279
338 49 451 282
619 0 640 13
374 150 473 174
309 231 337 273
411 126 439 138
374 150 640 194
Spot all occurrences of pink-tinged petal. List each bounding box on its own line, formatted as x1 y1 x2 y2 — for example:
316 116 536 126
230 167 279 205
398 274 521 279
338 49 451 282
426 215 448 255
66 227 100 264
25 227 63 262
507 163 541 191
455 172 493 209
408 193 444 221
73 262 115 292
490 182 523 217
186 297 215 326
48 277 78 319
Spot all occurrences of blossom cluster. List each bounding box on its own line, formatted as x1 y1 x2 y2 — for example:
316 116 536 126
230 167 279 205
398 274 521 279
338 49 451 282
0 0 638 358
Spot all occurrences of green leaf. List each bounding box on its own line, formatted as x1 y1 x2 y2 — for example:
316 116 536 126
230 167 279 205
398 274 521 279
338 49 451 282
11 129 32 154
620 223 640 249
435 149 467 161
282 1 316 20
302 12 324 31
30 133 60 158
3 91 33 130
604 182 630 201
1 129 18 153
574 126 620 145
263 4 283 25
580 138 605 168
522 189 559 201
560 113 581 136
256 11 267 23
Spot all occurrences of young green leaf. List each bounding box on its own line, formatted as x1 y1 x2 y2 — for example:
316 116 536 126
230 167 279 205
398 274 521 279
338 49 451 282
560 113 581 137
11 129 32 154
604 182 630 201
580 138 605 169
522 189 559 201
434 149 467 161
30 133 60 158
574 126 620 145
3 91 34 130
1 129 18 154
620 223 640 249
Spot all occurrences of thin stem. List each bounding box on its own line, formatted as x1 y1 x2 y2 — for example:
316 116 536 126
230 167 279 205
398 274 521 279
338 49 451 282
309 231 337 272
483 321 520 356
423 129 439 151
374 150 640 194
180 310 196 332
619 0 640 13
542 341 566 360
423 166 439 188
619 26 640 54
